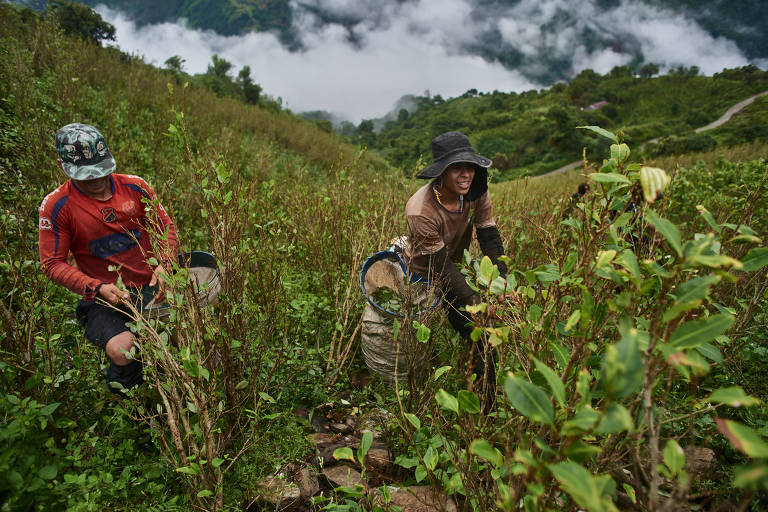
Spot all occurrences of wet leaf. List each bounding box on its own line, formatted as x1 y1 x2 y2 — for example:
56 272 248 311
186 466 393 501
639 166 670 203
435 389 459 414
669 314 734 350
741 248 768 272
578 125 618 143
595 404 634 434
590 173 631 186
333 447 355 462
434 366 452 380
707 387 760 408
458 390 481 414
610 143 630 163
549 461 618 512
645 210 682 257
504 373 554 426
533 358 565 408
357 431 373 463
663 440 685 475
404 413 421 430
470 439 503 467
716 418 768 458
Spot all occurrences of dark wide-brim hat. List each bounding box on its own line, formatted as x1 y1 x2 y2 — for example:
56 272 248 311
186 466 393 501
417 131 492 179
418 131 492 200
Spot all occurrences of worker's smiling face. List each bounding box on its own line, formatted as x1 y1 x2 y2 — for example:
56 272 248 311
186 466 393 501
441 162 475 197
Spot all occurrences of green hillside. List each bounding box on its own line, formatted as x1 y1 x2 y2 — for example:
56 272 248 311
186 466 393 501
2 3 768 512
356 66 768 179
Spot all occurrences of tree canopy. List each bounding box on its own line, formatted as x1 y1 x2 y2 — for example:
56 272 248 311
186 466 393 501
46 0 115 43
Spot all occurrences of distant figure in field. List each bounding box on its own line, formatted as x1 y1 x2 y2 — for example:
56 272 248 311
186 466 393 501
563 182 589 220
574 182 589 200
403 131 508 411
38 123 177 395
623 183 665 259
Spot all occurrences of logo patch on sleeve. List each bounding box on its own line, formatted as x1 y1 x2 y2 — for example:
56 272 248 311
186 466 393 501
121 200 137 215
39 217 53 230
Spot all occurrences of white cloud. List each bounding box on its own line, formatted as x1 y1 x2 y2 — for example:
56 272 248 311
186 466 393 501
97 3 536 123
626 9 749 74
96 0 756 123
496 0 750 75
572 48 631 75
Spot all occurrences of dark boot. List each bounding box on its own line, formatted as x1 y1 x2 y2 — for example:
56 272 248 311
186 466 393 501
105 360 144 396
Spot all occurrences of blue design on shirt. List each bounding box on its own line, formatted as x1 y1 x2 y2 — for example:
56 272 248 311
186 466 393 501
126 183 150 200
88 229 142 259
51 196 69 257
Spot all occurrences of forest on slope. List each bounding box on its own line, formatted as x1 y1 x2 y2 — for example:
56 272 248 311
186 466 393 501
347 65 768 179
2 2 768 512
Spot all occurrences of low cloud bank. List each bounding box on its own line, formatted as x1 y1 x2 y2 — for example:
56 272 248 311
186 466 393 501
97 0 755 123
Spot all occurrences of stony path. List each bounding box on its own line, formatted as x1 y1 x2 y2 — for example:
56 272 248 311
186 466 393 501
533 89 768 179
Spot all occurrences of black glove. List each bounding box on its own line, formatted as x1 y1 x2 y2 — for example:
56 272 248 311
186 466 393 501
427 247 478 306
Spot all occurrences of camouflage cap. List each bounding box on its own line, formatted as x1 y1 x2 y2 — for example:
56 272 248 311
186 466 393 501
55 123 116 180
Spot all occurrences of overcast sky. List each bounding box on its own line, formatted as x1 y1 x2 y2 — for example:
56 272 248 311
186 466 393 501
96 0 758 123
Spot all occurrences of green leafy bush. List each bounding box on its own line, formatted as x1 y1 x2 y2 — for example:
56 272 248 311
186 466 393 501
393 131 768 510
0 394 68 510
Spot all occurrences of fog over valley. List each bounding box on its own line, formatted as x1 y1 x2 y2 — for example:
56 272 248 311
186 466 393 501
95 0 765 123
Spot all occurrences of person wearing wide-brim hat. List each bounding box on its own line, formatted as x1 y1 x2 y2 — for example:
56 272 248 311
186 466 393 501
38 123 178 398
403 131 507 411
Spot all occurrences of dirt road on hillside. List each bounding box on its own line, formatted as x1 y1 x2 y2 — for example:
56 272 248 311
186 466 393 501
533 89 768 179
694 90 768 132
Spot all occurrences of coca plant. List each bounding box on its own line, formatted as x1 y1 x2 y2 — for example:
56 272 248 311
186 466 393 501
399 127 768 511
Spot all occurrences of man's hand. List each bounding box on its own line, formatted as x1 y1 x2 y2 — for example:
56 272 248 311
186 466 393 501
99 283 129 305
149 264 168 304
499 292 523 308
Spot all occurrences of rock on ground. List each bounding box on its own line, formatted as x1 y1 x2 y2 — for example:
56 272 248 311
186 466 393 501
291 465 320 501
684 445 715 478
356 408 394 439
373 486 457 512
364 447 394 482
250 474 302 512
309 432 349 466
321 465 365 491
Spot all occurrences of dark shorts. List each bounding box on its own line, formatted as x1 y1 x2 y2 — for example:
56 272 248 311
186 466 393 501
75 300 132 350
75 297 146 394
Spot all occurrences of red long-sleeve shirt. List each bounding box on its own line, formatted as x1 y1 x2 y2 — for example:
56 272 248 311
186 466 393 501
38 174 178 300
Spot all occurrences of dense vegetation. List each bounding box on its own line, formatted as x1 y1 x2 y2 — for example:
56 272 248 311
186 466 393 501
1 2 768 511
347 66 768 180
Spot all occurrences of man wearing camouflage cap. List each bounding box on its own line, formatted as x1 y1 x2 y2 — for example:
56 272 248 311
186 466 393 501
38 123 177 394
